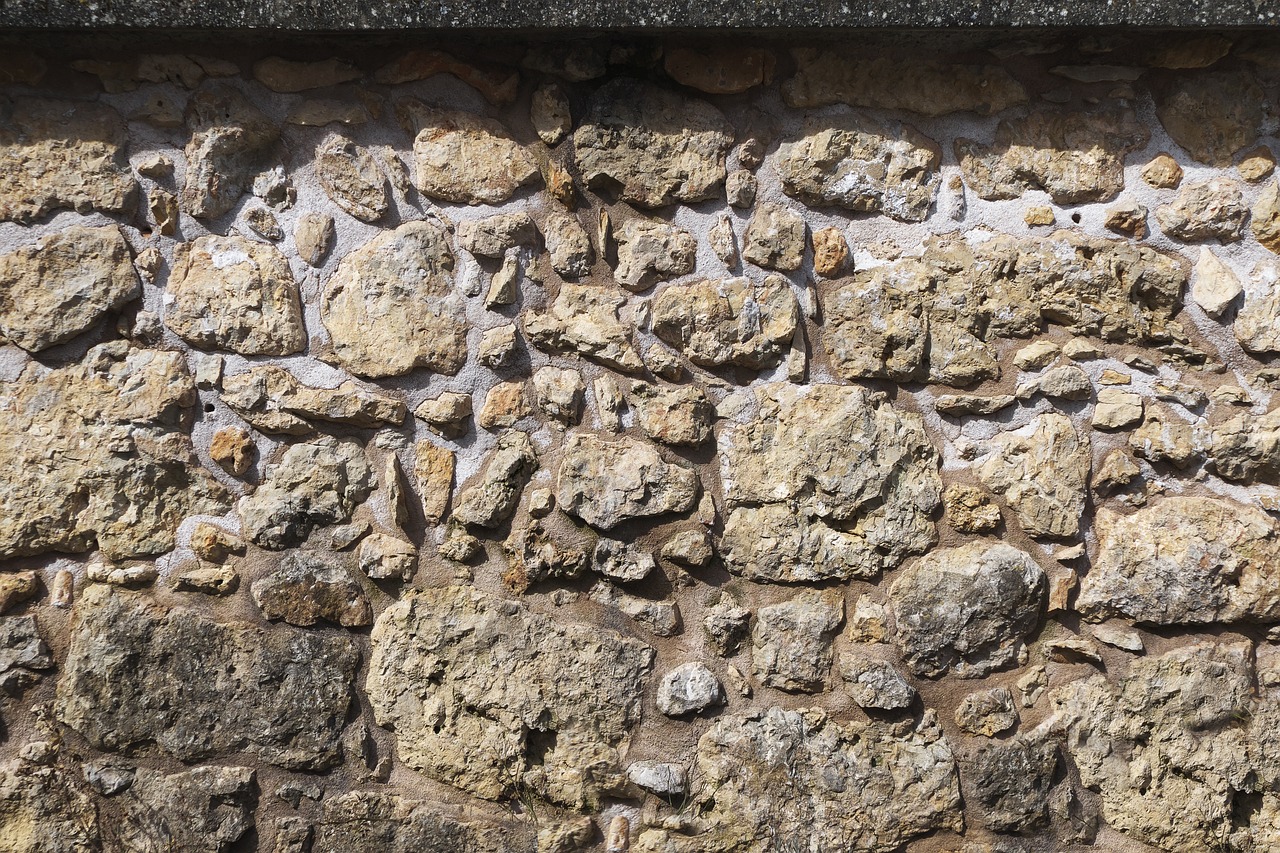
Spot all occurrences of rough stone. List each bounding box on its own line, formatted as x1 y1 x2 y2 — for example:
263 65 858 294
1252 181 1280 254
1154 71 1264 165
1240 146 1276 183
477 381 530 430
590 582 682 637
316 133 389 222
628 382 713 446
627 761 688 798
543 210 594 278
557 433 699 529
656 662 724 716
954 686 1018 736
367 585 655 807
1191 248 1243 315
238 437 373 549
321 220 466 378
614 218 697 290
651 276 799 370
1142 152 1184 188
977 413 1091 539
1092 388 1145 430
57 585 356 769
120 765 256 853
398 101 538 204
210 426 255 477
524 284 643 373
811 226 850 277
252 550 372 627
751 589 843 692
1155 177 1247 241
1104 198 1148 237
295 212 335 265
943 484 1002 533
0 755 99 850
741 202 806 271
0 98 137 222
664 45 774 94
841 655 917 710
776 116 941 222
956 109 1147 203
573 79 733 208
182 86 279 218
457 212 537 258
313 791 534 853
719 384 940 582
453 431 537 528
703 594 750 656
531 365 586 425
964 734 1058 833
531 82 571 145
0 225 139 353
889 542 1045 678
167 234 305 356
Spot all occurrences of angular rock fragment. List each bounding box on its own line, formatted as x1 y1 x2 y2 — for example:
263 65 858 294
1235 259 1280 352
614 218 696 290
321 220 466 378
557 433 699 529
453 431 537 528
977 413 1091 539
742 202 806 271
627 761 688 798
457 211 537 258
253 551 372 628
313 791 534 853
943 483 1002 533
751 590 843 692
57 585 357 769
841 655 916 711
0 99 137 223
531 81 571 144
221 366 405 434
703 594 750 656
316 133 389 222
1154 71 1264 165
718 384 940 582
1254 181 1280 254
503 522 589 592
0 755 99 850
182 87 279 218
573 79 733 208
964 734 1058 833
0 342 229 560
1093 388 1144 430
657 662 724 716
0 224 140 352
531 365 585 425
956 109 1148 203
628 382 713 446
811 226 850 277
651 276 798 370
955 686 1018 736
1191 248 1243 316
166 234 306 355
593 537 655 583
367 585 655 807
120 766 256 853
590 582 682 637
239 437 373 549
1142 152 1184 188
1078 497 1280 624
889 542 1045 678
1155 177 1247 242
783 50 1026 115
296 212 335 265
543 210 594 278
776 116 941 222
398 100 538 204
635 708 962 852
524 284 644 373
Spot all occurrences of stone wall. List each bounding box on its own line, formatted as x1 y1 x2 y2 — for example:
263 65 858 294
1 32 1280 853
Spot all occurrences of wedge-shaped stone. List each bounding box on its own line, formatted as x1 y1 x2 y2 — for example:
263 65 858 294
56 585 357 770
182 86 279 218
367 585 655 808
220 365 405 435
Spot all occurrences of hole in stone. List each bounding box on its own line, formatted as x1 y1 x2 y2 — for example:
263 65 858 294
1071 212 1082 224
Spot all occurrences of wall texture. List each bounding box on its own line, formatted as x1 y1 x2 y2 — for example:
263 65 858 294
2 31 1280 853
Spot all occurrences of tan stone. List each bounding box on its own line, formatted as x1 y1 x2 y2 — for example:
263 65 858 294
295 212 335 266
651 276 799 370
167 235 306 356
1155 71 1264 165
1240 146 1276 182
557 433 699 529
523 284 643 373
182 86 279 218
1141 152 1184 188
742 202 806 271
316 134 389 222
944 484 1002 533
1155 177 1247 241
530 82 571 145
477 381 530 430
613 218 696 290
397 101 538 204
1252 181 1280 253
1104 199 1148 236
811 227 849 277
530 366 585 425
453 431 537 529
1093 388 1145 430
253 57 361 92
978 413 1090 539
220 365 405 434
628 382 713 446
664 46 774 94
1191 248 1243 316
413 440 454 524
210 427 255 477
1024 205 1055 226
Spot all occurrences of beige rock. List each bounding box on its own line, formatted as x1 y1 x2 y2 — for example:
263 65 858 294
523 283 643 373
557 433 699 530
397 100 538 204
252 551 372 628
477 381 530 430
453 431 537 529
613 218 696 290
0 572 38 614
1104 199 1148 236
934 394 1016 416
978 414 1090 539
594 376 625 431
1155 177 1247 241
210 427 255 477
182 87 279 218
413 440 454 524
742 202 806 271
1024 205 1055 227
367 585 655 807
166 235 305 356
573 79 733 208
414 391 472 437
1129 411 1199 469
0 225 139 353
314 791 533 851
752 590 843 692
543 210 594 278
725 169 757 207
321 221 466 378
1252 181 1280 253
1155 71 1264 165
777 115 941 222
238 437 372 549
316 134 389 222
530 82 571 145
708 213 738 267
295 212 335 265
651 276 799 370
478 323 519 368
1191 248 1243 316
373 50 520 105
0 99 137 223
253 57 361 92
664 45 774 94
590 581 681 636
1093 388 1145 430
718 384 940 582
173 563 239 595
189 522 242 563
531 366 585 425
457 212 537 258
1142 152 1184 188
242 205 282 240
783 50 1025 115
958 108 1147 203
955 687 1018 736
944 484 1002 533
628 382 713 446
149 187 179 236
1013 340 1061 370
811 226 849 277
220 365 404 434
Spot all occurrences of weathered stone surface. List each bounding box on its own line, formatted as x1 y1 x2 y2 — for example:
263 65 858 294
977 413 1091 539
313 791 534 853
317 133 389 222
573 79 733 208
752 589 843 692
943 484 1002 533
889 542 1045 678
0 342 228 560
167 234 306 355
254 56 361 91
531 365 585 425
57 585 356 769
0 755 99 851
1078 497 1280 624
182 86 279 218
651 276 798 370
783 50 1026 115
1252 182 1280 254
1093 388 1144 430
0 98 136 222
398 101 538 204
664 45 774 94
955 686 1018 736
1191 248 1243 315
628 760 688 797
634 708 961 853
253 550 372 627
367 585 655 807
718 384 940 582
453 431 537 528
296 211 335 265
531 81 571 144
373 50 520 105
812 226 850 277
703 594 750 657
841 655 916 710
1155 177 1247 241
321 220 466 378
524 284 644 373
957 109 1148 203
239 437 373 549
457 211 537 258
543 210 594 278
0 225 139 352
1143 152 1184 188
591 582 682 636
614 218 696 290
1235 259 1280 352
776 116 941 222
742 202 806 271
1155 71 1264 166
558 433 699 529
629 382 713 446
120 765 256 853
592 537 654 583
657 662 724 716
964 734 1058 833
221 365 404 434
